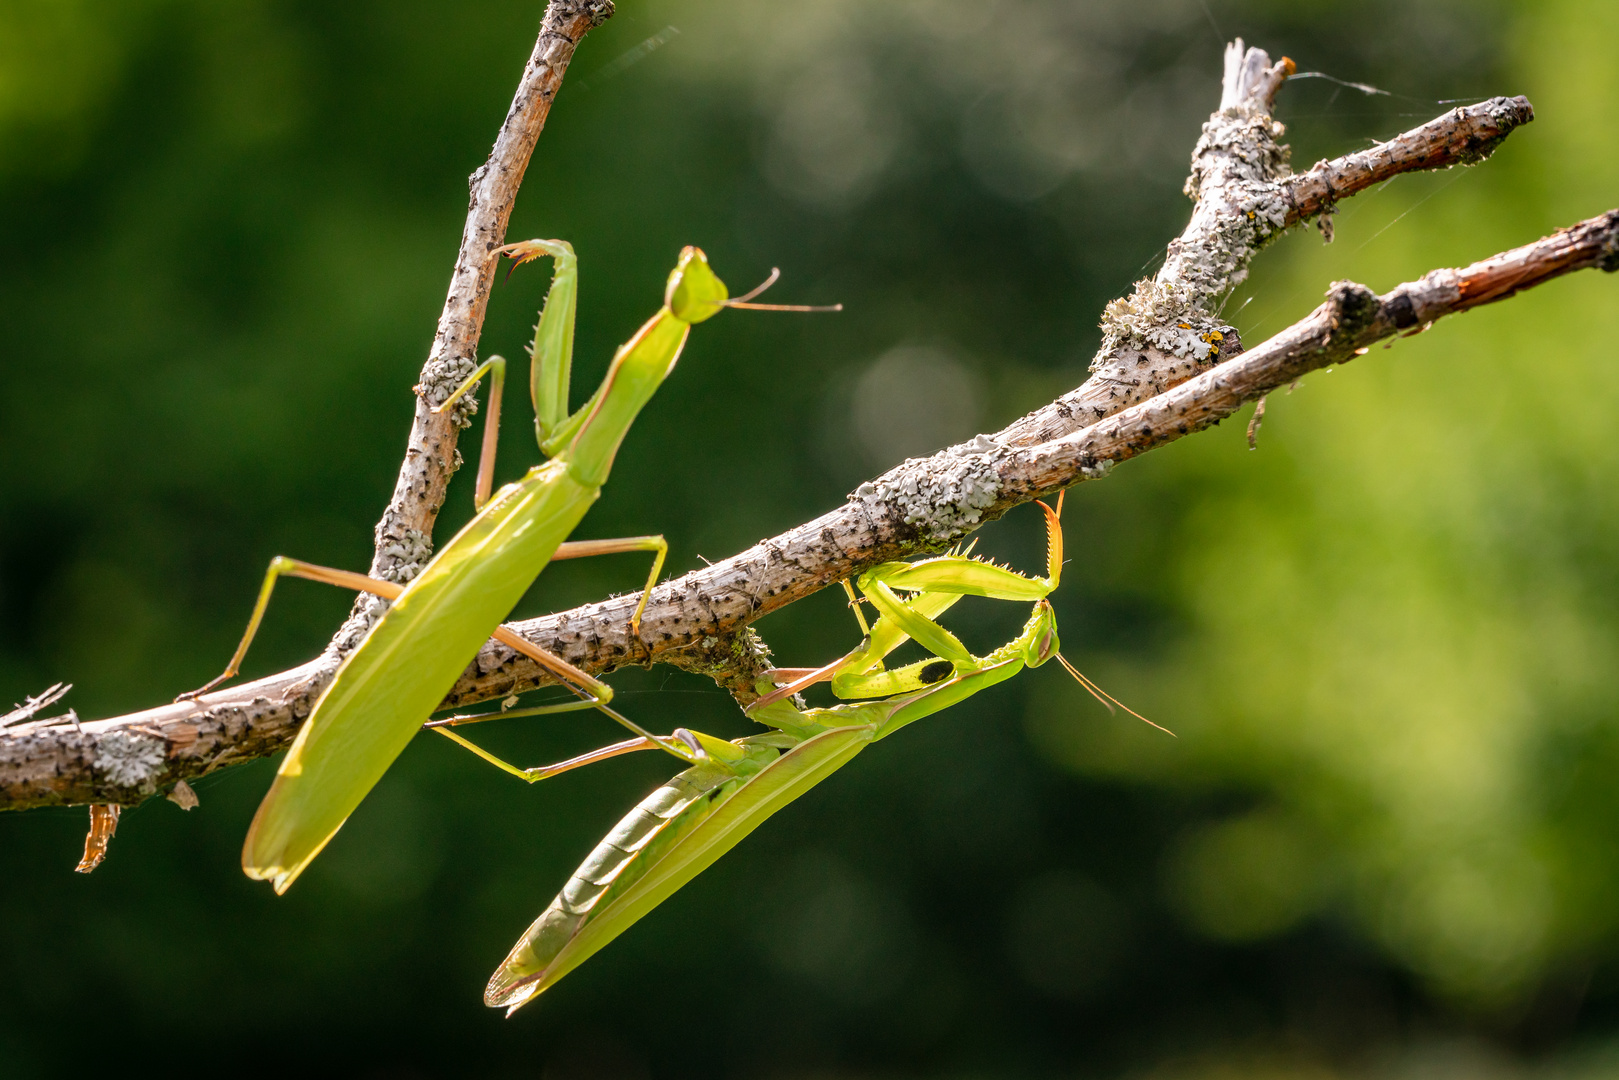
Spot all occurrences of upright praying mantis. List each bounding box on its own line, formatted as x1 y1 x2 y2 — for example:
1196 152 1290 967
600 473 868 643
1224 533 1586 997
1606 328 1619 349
183 241 834 893
449 497 1164 1014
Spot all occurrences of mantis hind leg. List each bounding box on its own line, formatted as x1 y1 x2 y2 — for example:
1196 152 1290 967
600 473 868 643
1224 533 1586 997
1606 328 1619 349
175 557 405 702
431 722 718 786
458 624 686 763
432 729 661 784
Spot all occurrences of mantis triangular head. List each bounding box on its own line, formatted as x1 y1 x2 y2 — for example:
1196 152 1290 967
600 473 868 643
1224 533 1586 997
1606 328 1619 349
664 246 728 323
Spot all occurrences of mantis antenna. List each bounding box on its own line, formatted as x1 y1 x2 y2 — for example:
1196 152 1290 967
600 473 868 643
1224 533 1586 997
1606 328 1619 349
1056 653 1176 737
723 266 843 312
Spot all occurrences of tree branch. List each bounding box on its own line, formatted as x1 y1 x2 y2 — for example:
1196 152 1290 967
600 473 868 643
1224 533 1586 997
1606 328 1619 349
1008 208 1619 494
5 40 1605 814
0 0 614 811
339 0 615 645
1282 95 1535 225
436 208 1619 710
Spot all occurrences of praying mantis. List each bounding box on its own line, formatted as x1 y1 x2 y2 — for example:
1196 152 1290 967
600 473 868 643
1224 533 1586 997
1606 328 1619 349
461 496 1163 1014
184 241 833 893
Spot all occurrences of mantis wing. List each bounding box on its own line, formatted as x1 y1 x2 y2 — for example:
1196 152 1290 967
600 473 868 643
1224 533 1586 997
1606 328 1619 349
486 724 875 1013
243 463 594 892
486 652 1038 1011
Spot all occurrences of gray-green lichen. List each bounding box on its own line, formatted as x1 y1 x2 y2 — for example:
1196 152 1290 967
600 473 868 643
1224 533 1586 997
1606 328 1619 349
1093 95 1290 378
376 527 433 585
1184 106 1290 200
330 526 434 652
93 730 166 793
1098 280 1231 364
548 0 615 27
680 625 776 703
416 354 482 422
853 434 1005 541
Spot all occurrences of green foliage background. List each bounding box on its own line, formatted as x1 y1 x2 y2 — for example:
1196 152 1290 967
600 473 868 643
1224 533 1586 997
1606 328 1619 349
1 1 1616 1075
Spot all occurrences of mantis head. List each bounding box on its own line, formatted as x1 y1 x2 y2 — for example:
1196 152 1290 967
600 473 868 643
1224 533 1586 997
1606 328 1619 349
667 247 842 324
665 246 729 324
1024 599 1061 668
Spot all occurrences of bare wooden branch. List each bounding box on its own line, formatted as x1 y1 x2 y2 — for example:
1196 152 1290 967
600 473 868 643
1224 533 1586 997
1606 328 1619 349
1282 96 1534 225
2 39 1597 814
996 64 1533 449
0 682 72 728
343 0 615 625
1007 209 1619 495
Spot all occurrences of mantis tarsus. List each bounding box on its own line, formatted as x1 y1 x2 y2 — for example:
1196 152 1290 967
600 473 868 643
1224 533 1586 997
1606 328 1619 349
183 242 834 893
471 498 1163 1014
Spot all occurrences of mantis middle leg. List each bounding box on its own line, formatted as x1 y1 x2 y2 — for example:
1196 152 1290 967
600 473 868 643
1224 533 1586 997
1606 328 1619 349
435 355 668 636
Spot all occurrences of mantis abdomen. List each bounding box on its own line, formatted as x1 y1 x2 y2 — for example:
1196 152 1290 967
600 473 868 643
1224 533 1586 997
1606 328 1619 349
243 461 595 890
486 725 876 1011
487 758 753 1006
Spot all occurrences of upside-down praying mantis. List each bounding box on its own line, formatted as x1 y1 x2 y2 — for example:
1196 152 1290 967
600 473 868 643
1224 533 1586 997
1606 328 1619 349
183 241 835 893
449 497 1164 1014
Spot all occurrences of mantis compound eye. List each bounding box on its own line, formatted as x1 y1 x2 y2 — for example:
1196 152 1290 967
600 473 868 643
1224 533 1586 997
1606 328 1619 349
1035 631 1057 663
1031 601 1059 664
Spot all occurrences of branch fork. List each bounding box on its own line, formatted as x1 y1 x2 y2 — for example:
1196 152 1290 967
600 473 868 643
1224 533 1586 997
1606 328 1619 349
2 30 1611 825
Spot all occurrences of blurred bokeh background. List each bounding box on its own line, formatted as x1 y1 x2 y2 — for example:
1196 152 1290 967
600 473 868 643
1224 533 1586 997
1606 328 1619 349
1 0 1616 1076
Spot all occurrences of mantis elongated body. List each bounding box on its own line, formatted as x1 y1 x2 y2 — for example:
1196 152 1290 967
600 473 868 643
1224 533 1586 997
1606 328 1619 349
485 603 1060 1014
472 500 1155 1014
185 243 832 893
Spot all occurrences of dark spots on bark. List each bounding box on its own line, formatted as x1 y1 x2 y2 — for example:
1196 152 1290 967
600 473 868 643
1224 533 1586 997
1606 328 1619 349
1387 291 1418 329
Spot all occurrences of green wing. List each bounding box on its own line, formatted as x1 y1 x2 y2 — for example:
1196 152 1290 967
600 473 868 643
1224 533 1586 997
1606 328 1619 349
242 463 594 893
487 724 874 1013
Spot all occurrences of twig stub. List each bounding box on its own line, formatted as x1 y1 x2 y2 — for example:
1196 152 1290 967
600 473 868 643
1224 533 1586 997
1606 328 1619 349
75 805 121 873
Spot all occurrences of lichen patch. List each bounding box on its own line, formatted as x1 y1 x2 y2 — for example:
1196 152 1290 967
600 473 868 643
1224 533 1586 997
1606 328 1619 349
92 730 167 792
853 435 1006 541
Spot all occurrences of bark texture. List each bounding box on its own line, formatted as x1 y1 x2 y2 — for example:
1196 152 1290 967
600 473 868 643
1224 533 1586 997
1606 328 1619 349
2 36 1613 814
